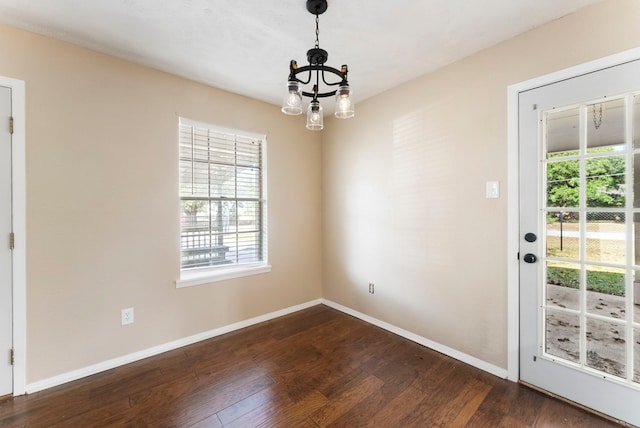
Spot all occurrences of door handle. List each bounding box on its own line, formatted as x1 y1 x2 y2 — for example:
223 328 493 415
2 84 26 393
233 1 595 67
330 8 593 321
523 253 537 263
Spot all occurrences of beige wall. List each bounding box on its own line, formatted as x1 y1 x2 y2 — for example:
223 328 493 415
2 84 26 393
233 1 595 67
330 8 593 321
322 0 640 369
0 24 323 383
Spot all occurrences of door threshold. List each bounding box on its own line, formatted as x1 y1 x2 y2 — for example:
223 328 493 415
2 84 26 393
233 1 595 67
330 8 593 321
518 380 632 427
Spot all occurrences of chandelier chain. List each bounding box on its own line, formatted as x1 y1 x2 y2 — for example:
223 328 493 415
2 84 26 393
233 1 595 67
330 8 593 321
315 13 320 48
592 103 602 130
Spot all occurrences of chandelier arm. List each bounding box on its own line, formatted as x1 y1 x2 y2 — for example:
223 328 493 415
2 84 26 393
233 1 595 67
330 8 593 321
301 90 337 98
292 70 313 85
291 65 345 81
314 62 320 99
291 64 346 98
321 69 345 87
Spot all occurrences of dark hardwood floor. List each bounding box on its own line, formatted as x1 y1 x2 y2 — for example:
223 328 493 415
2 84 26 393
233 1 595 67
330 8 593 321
0 305 623 427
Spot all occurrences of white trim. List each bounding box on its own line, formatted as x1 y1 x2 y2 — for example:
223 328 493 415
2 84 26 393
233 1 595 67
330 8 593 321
26 299 322 393
506 47 640 384
176 264 272 288
0 75 26 396
322 299 509 379
179 117 266 141
27 297 510 394
506 79 523 382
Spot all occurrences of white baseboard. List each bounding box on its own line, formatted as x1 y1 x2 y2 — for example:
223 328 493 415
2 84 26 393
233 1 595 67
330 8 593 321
322 299 509 379
26 297 507 394
26 299 323 394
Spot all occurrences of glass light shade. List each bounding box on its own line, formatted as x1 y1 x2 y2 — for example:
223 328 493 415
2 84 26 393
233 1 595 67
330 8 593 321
334 84 355 119
306 100 324 131
281 81 303 115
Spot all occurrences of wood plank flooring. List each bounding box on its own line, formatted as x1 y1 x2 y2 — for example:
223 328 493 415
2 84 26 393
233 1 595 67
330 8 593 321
0 305 623 427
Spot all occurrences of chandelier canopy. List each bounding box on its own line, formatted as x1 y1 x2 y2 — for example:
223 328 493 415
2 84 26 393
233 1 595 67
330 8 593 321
281 0 355 131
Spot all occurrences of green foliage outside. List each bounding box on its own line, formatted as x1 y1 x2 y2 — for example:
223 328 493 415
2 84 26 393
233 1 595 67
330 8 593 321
547 147 625 211
546 147 626 297
547 266 625 296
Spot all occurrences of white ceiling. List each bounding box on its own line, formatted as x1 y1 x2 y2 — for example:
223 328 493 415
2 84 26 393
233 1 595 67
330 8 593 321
0 0 602 109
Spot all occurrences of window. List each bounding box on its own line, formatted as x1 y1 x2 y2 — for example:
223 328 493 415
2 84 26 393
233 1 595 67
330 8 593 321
177 118 269 287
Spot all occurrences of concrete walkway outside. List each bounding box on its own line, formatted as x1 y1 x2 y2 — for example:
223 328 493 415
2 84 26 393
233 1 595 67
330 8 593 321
545 284 640 382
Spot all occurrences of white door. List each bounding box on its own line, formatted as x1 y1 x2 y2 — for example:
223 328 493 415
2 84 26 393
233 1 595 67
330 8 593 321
519 59 640 425
0 85 12 396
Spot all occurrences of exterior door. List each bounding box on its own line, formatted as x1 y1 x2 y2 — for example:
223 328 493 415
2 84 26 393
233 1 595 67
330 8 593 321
519 59 640 425
0 85 12 396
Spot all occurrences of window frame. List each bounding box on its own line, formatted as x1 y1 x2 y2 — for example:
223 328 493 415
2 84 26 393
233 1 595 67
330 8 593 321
176 118 270 288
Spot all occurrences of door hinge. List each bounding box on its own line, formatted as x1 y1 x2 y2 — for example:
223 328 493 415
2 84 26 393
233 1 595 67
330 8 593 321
9 116 13 134
9 232 14 250
10 349 14 365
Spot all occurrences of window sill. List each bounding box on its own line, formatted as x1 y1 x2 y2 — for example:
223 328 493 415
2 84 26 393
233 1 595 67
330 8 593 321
176 264 272 288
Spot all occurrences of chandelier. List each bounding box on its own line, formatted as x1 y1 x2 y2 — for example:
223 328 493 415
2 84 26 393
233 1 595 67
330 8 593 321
281 0 355 131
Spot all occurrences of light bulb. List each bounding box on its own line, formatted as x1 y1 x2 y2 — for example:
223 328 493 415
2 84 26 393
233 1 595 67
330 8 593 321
287 93 299 107
337 95 350 110
334 84 355 119
306 100 323 131
281 81 303 115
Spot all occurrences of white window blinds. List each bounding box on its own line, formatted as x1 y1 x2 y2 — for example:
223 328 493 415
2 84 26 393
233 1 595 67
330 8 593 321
179 119 266 270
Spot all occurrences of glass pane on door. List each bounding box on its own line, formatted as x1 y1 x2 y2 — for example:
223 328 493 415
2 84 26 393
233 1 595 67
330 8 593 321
586 267 626 318
543 94 640 387
586 318 626 377
587 98 626 153
546 211 579 259
546 261 580 311
545 309 580 363
585 212 625 265
546 107 579 158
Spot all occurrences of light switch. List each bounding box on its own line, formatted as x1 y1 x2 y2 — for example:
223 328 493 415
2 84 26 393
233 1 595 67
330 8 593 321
486 181 499 199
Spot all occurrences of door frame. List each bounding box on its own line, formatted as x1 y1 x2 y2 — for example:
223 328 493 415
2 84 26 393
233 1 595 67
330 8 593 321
0 75 25 395
507 47 640 382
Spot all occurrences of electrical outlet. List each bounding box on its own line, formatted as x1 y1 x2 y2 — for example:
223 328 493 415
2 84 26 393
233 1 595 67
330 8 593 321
121 307 134 325
368 283 375 294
